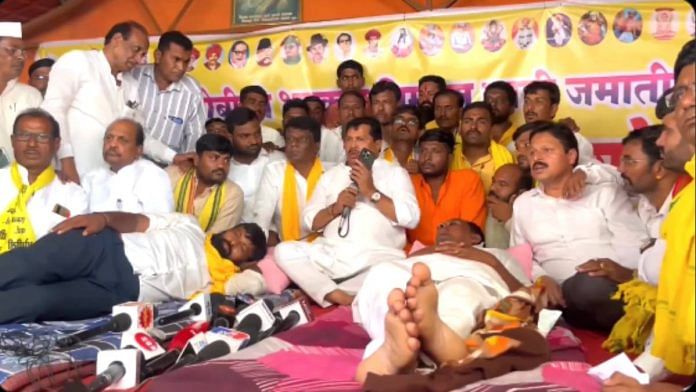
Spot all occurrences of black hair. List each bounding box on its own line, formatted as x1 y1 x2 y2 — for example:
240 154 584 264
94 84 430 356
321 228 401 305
418 75 447 91
343 116 382 141
338 90 366 107
303 96 325 111
108 118 145 146
523 81 561 105
157 31 193 52
418 129 455 152
529 122 579 166
485 80 518 108
195 133 234 156
13 108 60 138
674 39 696 82
512 120 554 142
224 107 258 134
282 99 309 116
237 223 268 261
394 104 421 125
464 221 485 246
622 125 665 165
336 59 364 79
461 101 494 119
28 58 55 76
284 116 322 143
369 80 402 102
656 87 673 120
433 88 465 108
104 21 148 45
205 117 226 127
336 33 352 44
240 85 269 103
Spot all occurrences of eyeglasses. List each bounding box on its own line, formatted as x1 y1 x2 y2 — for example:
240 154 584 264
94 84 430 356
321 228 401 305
13 132 54 143
0 46 25 57
619 157 648 166
394 118 419 127
665 83 695 110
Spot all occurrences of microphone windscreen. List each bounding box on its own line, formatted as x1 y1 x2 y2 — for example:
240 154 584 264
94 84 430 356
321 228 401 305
189 303 202 315
235 314 262 341
276 310 300 333
111 313 132 332
195 340 231 362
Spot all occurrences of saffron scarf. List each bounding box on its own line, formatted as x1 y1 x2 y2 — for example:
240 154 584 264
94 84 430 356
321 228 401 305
174 169 227 233
0 162 56 254
651 154 695 375
451 140 515 170
204 235 239 294
280 159 323 241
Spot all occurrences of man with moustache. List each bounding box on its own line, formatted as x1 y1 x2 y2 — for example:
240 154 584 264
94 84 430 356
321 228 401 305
485 164 533 249
275 117 420 307
369 80 401 147
511 122 648 333
321 91 366 164
484 80 521 149
382 105 421 173
239 85 284 150
418 75 446 125
430 89 463 133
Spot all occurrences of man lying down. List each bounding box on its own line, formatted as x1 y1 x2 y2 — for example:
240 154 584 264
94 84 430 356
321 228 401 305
353 219 550 391
0 212 268 323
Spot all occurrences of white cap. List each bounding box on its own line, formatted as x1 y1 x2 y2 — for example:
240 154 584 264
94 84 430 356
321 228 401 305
0 22 22 39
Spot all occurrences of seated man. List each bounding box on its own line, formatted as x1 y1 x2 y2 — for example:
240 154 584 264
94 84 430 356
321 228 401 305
0 109 88 254
82 118 173 213
355 218 530 371
253 116 330 246
382 105 421 173
485 163 533 249
511 122 649 332
320 91 365 164
0 212 267 323
407 130 486 247
240 85 284 150
275 117 420 307
167 133 244 234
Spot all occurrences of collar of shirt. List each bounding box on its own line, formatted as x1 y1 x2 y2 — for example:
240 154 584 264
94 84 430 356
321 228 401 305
637 185 675 222
0 78 17 96
231 148 270 166
98 50 123 85
142 64 182 92
466 153 493 168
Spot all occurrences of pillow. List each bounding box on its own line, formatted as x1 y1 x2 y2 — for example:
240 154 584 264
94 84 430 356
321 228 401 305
506 243 533 279
257 248 291 294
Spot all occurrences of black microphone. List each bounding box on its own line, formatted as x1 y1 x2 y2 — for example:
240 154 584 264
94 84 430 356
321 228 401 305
194 340 231 363
56 313 131 348
140 350 180 379
235 313 262 348
85 361 126 392
155 303 202 326
275 310 301 334
341 182 358 219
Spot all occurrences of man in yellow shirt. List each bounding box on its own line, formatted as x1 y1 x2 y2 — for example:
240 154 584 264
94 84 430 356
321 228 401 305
484 80 523 149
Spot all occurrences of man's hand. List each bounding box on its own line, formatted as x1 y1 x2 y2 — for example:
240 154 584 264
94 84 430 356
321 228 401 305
53 213 108 236
576 258 634 283
172 152 196 171
564 170 588 199
59 158 80 185
558 117 580 132
262 142 280 152
349 160 377 198
487 195 513 222
603 373 683 392
334 186 358 213
404 159 419 175
537 276 566 307
434 243 490 265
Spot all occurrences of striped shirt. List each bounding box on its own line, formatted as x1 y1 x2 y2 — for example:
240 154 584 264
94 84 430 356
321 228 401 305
129 64 206 158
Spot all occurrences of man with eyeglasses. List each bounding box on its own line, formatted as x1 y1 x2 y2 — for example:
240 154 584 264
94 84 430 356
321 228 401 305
382 105 420 174
28 58 55 97
0 22 43 169
42 21 149 184
0 109 87 255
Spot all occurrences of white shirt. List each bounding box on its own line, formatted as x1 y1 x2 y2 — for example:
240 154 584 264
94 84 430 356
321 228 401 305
484 214 511 249
303 159 420 252
122 213 209 302
511 183 649 283
252 159 332 240
228 149 284 222
82 159 174 214
262 124 284 148
635 190 673 286
636 190 673 239
0 79 43 165
0 164 88 240
319 126 345 164
41 50 139 177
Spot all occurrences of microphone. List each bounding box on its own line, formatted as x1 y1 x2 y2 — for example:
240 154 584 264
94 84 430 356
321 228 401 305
155 293 211 326
112 302 155 335
234 299 276 333
341 182 358 219
140 322 210 380
89 349 141 391
155 303 202 326
86 361 125 392
56 313 132 348
274 297 313 333
194 340 231 363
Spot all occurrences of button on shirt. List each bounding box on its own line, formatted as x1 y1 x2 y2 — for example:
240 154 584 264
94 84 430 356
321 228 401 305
228 149 284 222
0 164 88 240
129 65 206 163
82 159 174 214
122 213 209 302
511 183 649 283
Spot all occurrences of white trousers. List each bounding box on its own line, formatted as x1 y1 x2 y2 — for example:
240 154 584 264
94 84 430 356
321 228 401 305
353 260 500 358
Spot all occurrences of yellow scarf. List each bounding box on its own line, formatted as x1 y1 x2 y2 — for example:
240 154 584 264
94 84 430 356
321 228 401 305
174 169 227 233
451 140 515 170
280 159 323 241
651 154 695 375
204 235 239 294
603 279 656 354
383 147 414 165
0 162 56 254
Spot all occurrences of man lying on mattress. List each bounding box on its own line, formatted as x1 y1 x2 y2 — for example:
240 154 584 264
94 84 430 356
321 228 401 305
0 211 268 323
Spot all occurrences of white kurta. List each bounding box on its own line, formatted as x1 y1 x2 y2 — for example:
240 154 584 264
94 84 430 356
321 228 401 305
0 164 88 240
262 124 285 148
82 159 174 214
354 248 530 358
41 50 139 177
319 126 345 164
635 190 673 286
228 149 284 222
0 80 43 164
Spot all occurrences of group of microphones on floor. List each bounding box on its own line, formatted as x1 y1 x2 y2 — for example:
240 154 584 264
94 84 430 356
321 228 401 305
61 292 313 391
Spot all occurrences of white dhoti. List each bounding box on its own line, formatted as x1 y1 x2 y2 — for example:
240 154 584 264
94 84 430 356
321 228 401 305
353 252 516 358
274 239 406 307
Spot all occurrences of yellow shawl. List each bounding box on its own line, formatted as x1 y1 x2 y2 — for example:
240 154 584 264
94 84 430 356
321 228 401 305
280 159 323 241
651 154 695 375
204 235 240 294
174 169 227 233
451 140 515 170
0 162 56 254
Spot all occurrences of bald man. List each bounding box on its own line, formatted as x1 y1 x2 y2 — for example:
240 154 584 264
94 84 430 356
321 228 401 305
485 164 533 249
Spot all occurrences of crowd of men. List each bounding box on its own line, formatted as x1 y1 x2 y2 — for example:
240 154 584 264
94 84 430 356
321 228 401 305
0 19 693 391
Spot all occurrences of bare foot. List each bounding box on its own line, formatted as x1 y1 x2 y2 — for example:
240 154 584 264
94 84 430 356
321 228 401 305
324 289 355 306
355 289 420 383
405 262 469 364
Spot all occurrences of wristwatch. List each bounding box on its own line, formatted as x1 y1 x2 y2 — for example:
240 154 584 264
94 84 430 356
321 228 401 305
370 191 382 203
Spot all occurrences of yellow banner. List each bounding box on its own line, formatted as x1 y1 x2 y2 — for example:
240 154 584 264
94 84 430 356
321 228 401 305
38 1 694 163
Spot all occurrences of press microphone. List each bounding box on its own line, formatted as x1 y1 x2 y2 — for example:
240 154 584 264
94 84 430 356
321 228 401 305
140 322 209 380
274 297 313 333
56 313 132 348
86 361 125 392
88 349 141 391
341 182 358 219
155 293 211 326
194 340 231 363
155 303 202 326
